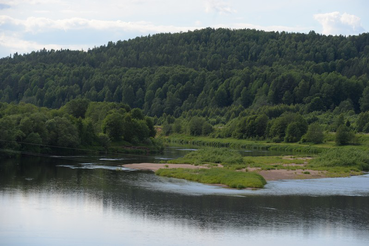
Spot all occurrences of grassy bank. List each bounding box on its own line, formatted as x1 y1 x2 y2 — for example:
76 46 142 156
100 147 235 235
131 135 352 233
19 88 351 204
160 143 369 184
308 147 369 176
163 135 327 154
156 168 267 189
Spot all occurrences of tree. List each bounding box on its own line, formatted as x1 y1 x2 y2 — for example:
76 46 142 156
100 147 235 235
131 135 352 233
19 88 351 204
0 117 22 151
102 112 124 141
285 122 302 143
214 86 230 107
357 112 369 132
22 132 42 153
240 87 253 108
131 108 144 120
269 113 307 142
98 133 110 151
332 114 345 132
64 98 90 118
145 117 156 138
304 122 324 144
359 87 369 112
202 122 213 135
46 117 80 148
189 117 205 136
307 97 325 112
335 125 355 146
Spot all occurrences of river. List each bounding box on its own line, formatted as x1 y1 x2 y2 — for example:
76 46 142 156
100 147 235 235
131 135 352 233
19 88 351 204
1 147 369 245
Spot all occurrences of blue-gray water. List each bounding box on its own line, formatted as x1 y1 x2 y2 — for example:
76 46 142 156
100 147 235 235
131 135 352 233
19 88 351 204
1 148 369 245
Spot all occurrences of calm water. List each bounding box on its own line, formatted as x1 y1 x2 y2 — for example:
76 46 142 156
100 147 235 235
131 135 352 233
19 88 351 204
1 148 369 246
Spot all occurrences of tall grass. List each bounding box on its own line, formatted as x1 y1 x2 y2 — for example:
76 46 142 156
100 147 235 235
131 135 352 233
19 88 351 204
164 135 325 154
156 168 267 189
168 148 244 165
309 147 369 171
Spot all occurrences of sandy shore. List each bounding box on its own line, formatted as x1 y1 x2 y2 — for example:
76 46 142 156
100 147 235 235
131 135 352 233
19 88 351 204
122 163 327 181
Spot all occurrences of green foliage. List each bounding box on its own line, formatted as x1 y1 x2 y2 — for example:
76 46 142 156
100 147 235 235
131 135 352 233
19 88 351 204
285 122 303 143
131 108 144 120
335 125 356 146
1 28 369 120
145 117 156 138
332 114 345 132
233 114 268 139
202 121 214 136
304 122 324 144
156 168 267 189
356 111 369 132
3 28 369 155
188 116 213 136
269 113 307 142
102 112 124 141
307 97 326 113
98 133 110 151
162 122 172 136
63 98 90 118
22 132 42 153
0 116 22 150
46 116 80 148
168 148 244 166
359 87 369 112
310 148 369 171
0 102 157 155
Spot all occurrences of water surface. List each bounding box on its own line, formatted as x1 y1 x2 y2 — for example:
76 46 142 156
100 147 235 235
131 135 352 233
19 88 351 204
1 149 368 245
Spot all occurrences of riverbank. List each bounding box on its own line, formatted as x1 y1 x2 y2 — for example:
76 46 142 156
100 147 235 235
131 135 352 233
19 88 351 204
122 162 327 181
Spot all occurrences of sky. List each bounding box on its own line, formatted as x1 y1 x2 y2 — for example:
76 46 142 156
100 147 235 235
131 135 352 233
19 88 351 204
0 0 368 58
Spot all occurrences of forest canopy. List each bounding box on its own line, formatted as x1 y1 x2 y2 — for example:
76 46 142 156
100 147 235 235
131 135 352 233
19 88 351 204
1 28 369 118
1 28 369 149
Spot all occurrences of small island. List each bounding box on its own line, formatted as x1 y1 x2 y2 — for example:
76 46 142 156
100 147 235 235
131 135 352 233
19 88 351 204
123 147 368 189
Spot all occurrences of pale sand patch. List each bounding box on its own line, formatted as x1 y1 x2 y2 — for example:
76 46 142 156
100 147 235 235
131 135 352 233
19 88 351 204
122 163 327 181
254 169 326 181
122 163 208 172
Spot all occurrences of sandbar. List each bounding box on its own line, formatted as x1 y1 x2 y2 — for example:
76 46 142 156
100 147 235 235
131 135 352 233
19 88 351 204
122 163 327 181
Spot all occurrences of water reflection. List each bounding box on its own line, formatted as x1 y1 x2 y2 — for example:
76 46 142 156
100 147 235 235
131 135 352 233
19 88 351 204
1 152 369 246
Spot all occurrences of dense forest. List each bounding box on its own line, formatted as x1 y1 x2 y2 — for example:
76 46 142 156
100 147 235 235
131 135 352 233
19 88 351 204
1 28 369 151
0 100 159 156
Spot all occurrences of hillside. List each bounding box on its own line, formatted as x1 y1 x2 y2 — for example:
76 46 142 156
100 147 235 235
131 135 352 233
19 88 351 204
1 28 369 118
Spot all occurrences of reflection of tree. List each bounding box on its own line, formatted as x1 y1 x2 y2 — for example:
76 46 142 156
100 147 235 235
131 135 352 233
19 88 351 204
1 156 369 240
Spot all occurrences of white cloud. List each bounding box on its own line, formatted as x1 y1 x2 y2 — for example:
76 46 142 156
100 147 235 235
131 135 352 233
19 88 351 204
314 12 365 35
0 15 201 56
0 15 197 34
205 0 236 15
0 0 60 6
0 33 86 56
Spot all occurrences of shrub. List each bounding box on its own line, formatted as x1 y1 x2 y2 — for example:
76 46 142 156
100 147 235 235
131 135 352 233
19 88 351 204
168 148 244 165
335 125 355 146
310 148 369 171
304 122 324 144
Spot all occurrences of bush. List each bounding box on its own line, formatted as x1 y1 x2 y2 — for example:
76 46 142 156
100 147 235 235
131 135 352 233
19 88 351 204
202 122 213 135
335 125 355 146
168 148 244 166
310 148 369 171
285 122 302 143
304 122 324 144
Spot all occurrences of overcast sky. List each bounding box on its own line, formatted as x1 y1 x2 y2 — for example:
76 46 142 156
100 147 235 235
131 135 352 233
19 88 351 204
0 0 368 58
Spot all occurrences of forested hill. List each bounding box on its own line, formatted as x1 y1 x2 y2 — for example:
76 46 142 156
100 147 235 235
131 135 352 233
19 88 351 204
1 28 369 117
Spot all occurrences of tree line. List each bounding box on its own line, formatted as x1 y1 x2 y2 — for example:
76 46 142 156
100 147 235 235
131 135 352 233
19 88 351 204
0 28 369 119
1 28 369 150
0 100 157 156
